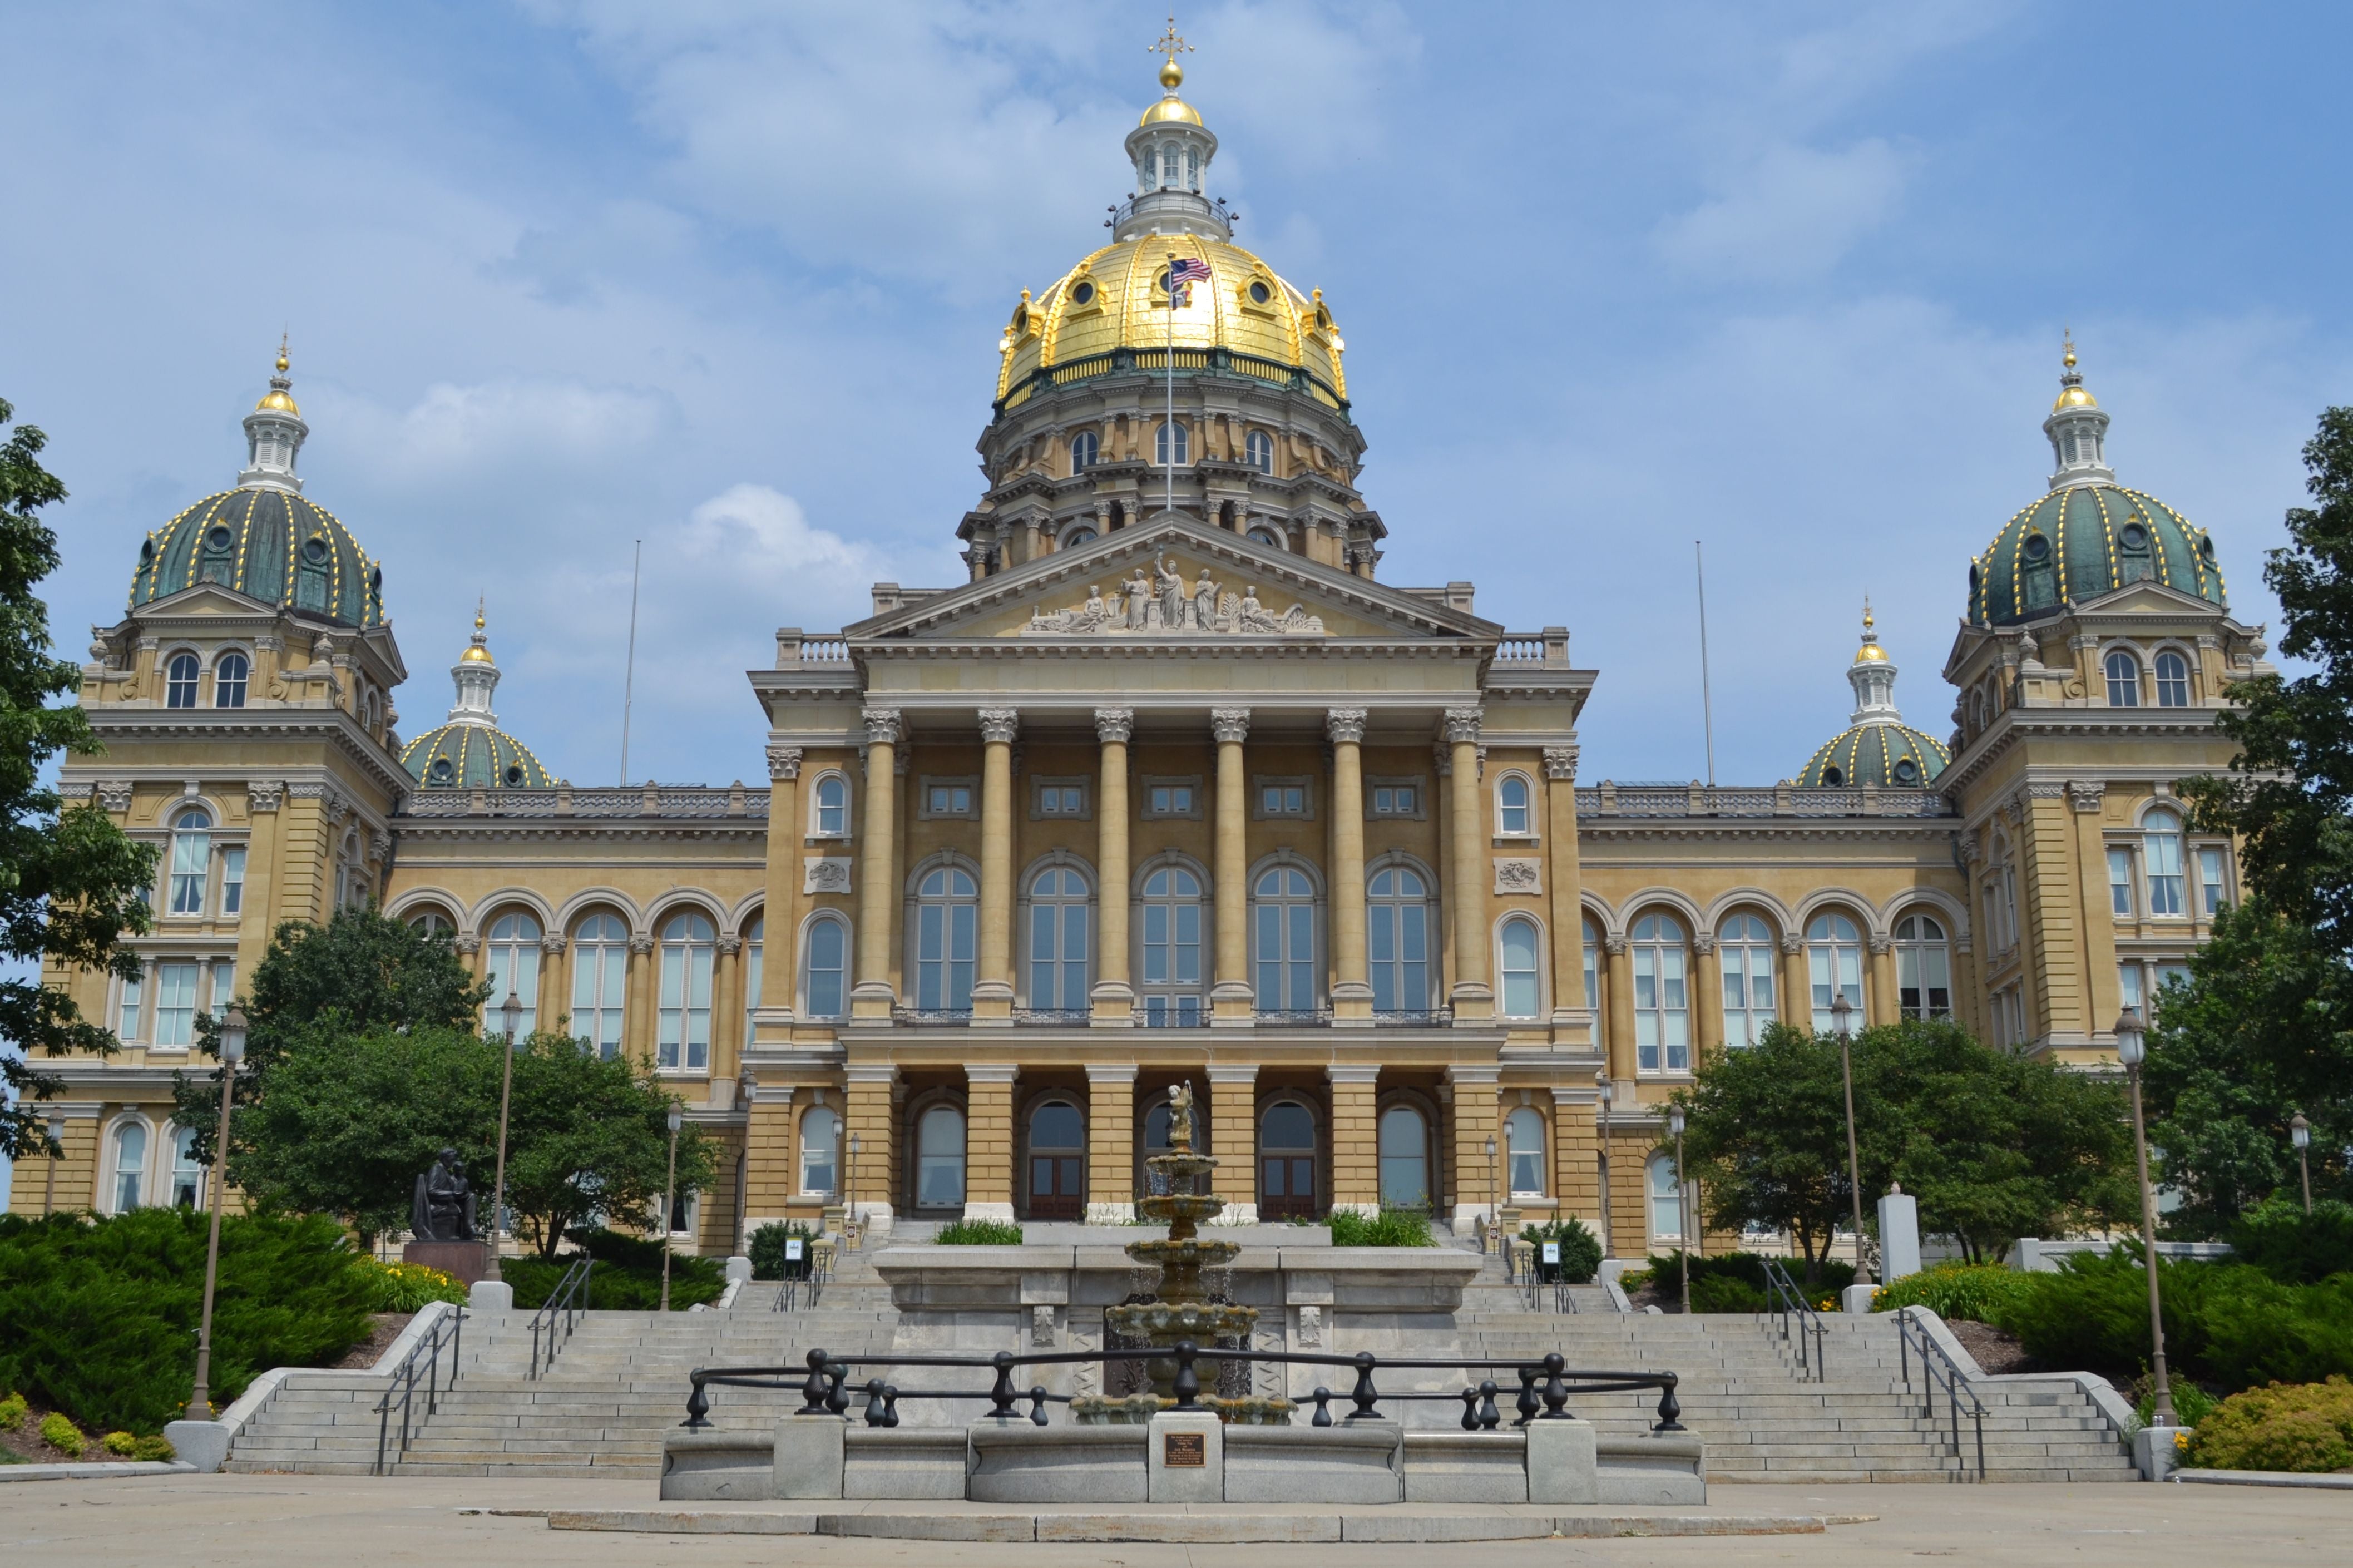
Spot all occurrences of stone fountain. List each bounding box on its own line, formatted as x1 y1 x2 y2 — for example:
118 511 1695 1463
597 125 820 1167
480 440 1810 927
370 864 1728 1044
1071 1083 1295 1425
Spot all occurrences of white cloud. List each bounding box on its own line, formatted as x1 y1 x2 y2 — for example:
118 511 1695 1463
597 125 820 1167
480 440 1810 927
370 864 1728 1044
326 377 671 492
1655 139 1917 281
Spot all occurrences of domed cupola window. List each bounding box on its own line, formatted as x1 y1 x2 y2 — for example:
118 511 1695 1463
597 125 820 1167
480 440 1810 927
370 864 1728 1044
199 524 235 586
2020 531 2056 611
429 758 454 785
295 534 330 613
2117 520 2153 583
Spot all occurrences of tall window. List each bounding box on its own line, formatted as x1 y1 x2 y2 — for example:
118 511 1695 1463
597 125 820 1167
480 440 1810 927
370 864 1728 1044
1367 866 1429 1013
1497 775 1531 835
1378 1104 1430 1209
209 958 236 1019
1647 1152 1682 1241
812 774 848 837
1253 867 1316 1011
1027 1100 1085 1219
219 845 245 916
1155 419 1189 466
1027 867 1091 1011
2144 810 2186 916
1259 1101 1316 1220
743 915 764 1045
1806 912 1864 1030
1582 917 1600 1015
1139 866 1204 1026
169 1125 203 1209
117 966 144 1041
658 911 716 1069
1244 429 1273 473
1506 1106 1545 1197
165 652 200 708
167 809 210 914
799 1106 838 1196
483 911 542 1035
1497 916 1542 1018
571 912 629 1058
1069 430 1099 473
2105 650 2142 707
2109 847 2136 916
212 651 249 708
804 915 849 1019
1717 913 1777 1047
2198 846 2229 915
2155 650 2191 707
916 1104 966 1209
1894 913 1952 1020
914 867 977 1012
153 959 198 1047
111 1122 148 1213
1630 913 1689 1072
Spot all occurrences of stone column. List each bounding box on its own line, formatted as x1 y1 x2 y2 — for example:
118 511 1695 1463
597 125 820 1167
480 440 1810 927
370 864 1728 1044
1692 934 1722 1050
1092 709 1135 1026
963 1064 1018 1223
542 935 571 1046
2016 785 2077 1046
973 708 1019 1026
1327 1064 1380 1216
713 936 741 1082
1206 1064 1260 1222
844 1061 899 1232
1604 933 1635 1086
1446 1064 1502 1231
1444 709 1493 1021
851 709 901 1022
2071 780 2123 1041
626 933 654 1066
1085 1063 1139 1223
1542 746 1591 1042
1327 708 1372 1025
1210 708 1254 1023
758 746 803 1038
1867 933 1897 1028
1780 934 1810 1031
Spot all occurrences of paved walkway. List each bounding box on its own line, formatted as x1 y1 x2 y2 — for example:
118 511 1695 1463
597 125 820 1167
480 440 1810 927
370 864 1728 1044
2 1472 2341 1565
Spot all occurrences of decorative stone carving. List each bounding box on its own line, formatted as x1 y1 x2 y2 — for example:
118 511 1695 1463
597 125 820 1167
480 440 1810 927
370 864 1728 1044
1296 1304 1323 1348
1869 934 1893 956
2026 781 2068 800
1210 708 1252 744
862 708 903 746
804 857 854 895
628 934 655 956
540 935 568 956
95 781 132 813
1442 708 1484 744
1021 558 1326 636
1692 934 1717 957
1604 933 1628 956
453 934 482 956
1543 744 1580 781
1492 857 1541 896
247 780 284 813
2069 780 2105 813
1782 934 1805 954
1324 708 1367 745
1094 708 1134 744
765 745 804 781
978 708 1020 744
1031 1304 1057 1348
718 936 744 957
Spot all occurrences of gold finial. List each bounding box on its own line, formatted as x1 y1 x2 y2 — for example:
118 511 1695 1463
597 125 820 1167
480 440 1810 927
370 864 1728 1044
1855 596 1887 662
461 596 493 662
1150 13 1191 90
275 331 290 374
2062 329 2076 370
1862 596 1874 632
474 595 486 632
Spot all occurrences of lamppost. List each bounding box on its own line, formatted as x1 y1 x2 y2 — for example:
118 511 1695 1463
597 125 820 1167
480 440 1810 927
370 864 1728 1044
1484 1134 1499 1250
1595 1079 1615 1259
847 1132 862 1245
2291 1112 2312 1214
2115 1006 2176 1428
487 990 523 1283
189 1005 245 1419
1668 1102 1689 1314
1829 992 1870 1285
41 1113 63 1217
660 1099 683 1312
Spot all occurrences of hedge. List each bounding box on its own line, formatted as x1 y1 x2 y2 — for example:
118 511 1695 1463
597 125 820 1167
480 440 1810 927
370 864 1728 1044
2186 1377 2353 1472
1871 1263 2041 1324
504 1227 724 1311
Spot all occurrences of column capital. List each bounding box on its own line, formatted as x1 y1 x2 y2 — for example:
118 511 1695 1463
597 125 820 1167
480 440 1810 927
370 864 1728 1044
245 780 284 812
1605 933 1628 956
1868 933 1893 956
1083 1061 1140 1085
964 1062 1020 1084
1211 707 1252 744
978 708 1020 744
1204 1062 1260 1085
1325 1062 1382 1085
766 744 804 780
1692 933 1716 956
1094 707 1135 743
541 934 569 955
1324 708 1368 745
718 935 744 957
862 708 903 745
1543 744 1580 781
2068 779 2105 813
1442 1063 1501 1089
629 933 655 955
1442 706 1484 744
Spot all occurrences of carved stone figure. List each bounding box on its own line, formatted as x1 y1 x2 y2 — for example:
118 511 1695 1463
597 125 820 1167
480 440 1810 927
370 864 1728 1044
1126 568 1153 629
1165 1080 1197 1149
1193 570 1218 630
411 1148 478 1242
1156 556 1185 629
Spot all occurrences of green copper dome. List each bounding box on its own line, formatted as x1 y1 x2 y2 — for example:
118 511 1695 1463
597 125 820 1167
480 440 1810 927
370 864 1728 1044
130 487 383 627
1796 723 1950 789
1967 482 2225 628
401 723 557 790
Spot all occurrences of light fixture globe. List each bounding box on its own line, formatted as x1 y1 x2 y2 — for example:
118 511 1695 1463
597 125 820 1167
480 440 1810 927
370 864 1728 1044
2114 1007 2146 1068
668 1102 685 1136
2292 1111 2311 1150
501 988 524 1043
1668 1105 1686 1139
219 1004 248 1066
1829 992 1855 1040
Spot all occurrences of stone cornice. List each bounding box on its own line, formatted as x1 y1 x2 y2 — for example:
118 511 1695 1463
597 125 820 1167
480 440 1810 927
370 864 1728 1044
77 706 413 808
1939 705 2228 799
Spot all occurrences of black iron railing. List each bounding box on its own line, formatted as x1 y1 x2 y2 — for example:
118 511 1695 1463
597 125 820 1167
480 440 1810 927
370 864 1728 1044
1507 1244 1580 1314
527 1255 595 1379
1895 1307 1986 1481
680 1344 1680 1435
1761 1257 1827 1382
772 1247 833 1312
371 1307 464 1475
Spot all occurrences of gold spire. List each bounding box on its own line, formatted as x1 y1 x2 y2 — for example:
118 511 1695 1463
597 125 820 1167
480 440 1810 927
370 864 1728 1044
255 334 301 416
2053 329 2097 412
275 331 290 374
1141 13 1202 124
1855 597 1887 662
460 596 493 663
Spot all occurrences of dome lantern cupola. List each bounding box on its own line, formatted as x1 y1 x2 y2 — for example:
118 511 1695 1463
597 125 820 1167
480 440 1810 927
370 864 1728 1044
1796 603 1951 789
1116 22 1228 244
240 334 309 494
398 602 558 790
2043 333 2113 490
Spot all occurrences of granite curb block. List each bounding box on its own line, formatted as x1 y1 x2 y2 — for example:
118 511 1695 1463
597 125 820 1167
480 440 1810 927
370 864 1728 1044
545 1507 1854 1542
2172 1468 2353 1490
0 1461 197 1483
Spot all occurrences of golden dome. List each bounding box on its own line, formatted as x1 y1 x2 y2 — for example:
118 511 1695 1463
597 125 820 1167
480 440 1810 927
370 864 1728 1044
1141 95 1204 126
2052 383 2097 412
255 337 300 414
1853 602 1888 662
255 388 300 414
458 644 493 663
2050 332 2096 412
996 236 1347 412
459 599 493 662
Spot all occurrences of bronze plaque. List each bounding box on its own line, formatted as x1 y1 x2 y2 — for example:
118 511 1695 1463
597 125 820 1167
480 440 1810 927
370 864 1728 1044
1163 1431 1206 1468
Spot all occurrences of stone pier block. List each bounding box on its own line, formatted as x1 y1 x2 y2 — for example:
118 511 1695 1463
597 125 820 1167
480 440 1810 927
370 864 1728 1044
1525 1417 1599 1504
773 1414 846 1500
1146 1411 1224 1503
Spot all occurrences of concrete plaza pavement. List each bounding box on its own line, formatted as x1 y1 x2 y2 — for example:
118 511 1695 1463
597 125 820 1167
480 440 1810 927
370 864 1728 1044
3 1472 2345 1565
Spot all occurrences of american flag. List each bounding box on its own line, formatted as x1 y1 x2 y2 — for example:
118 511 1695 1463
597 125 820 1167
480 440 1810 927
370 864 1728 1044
1165 256 1212 302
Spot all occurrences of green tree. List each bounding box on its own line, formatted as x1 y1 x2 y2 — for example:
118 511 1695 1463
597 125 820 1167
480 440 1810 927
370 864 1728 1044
501 1036 715 1258
0 398 156 1161
1677 1024 1853 1278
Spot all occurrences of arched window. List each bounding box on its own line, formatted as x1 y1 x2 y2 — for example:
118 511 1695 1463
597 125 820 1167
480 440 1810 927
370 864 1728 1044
1260 1101 1317 1220
1367 865 1430 1013
483 911 542 1036
2144 810 2187 916
1027 1099 1085 1219
167 808 211 914
1496 774 1532 835
1244 429 1273 474
1060 525 1097 548
658 911 716 1069
2105 650 2142 708
1142 1089 1205 1195
1155 419 1190 466
1582 917 1600 1016
1252 866 1317 1012
1377 1104 1430 1209
812 774 849 838
408 909 454 939
1647 1152 1683 1241
1806 912 1864 1031
1139 866 1205 1026
916 1104 966 1209
742 914 764 1045
1027 866 1091 1012
2021 532 2056 610
165 652 200 709
1497 915 1543 1018
212 651 249 708
914 867 977 1012
1718 913 1778 1047
1069 430 1099 473
1248 526 1283 549
1894 913 1952 1020
169 1125 203 1208
111 1121 148 1213
295 535 330 612
804 915 849 1020
2155 650 2191 708
799 1106 839 1196
571 911 629 1058
1630 913 1689 1073
1506 1106 1546 1197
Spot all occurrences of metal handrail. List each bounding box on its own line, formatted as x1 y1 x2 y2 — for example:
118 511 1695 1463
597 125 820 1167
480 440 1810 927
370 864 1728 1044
1760 1258 1827 1382
371 1306 464 1475
527 1255 595 1379
681 1345 1681 1435
1895 1307 1987 1481
772 1247 833 1312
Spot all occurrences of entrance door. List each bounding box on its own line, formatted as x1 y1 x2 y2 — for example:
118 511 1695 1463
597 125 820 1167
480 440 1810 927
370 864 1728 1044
1027 1099 1086 1219
1258 1101 1317 1220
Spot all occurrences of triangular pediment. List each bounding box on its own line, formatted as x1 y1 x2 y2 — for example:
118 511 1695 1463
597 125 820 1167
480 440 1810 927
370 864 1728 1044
2072 579 2229 619
130 582 284 620
847 518 1497 644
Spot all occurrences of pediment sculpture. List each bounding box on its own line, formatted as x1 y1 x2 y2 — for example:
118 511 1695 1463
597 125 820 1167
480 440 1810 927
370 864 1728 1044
1022 556 1326 636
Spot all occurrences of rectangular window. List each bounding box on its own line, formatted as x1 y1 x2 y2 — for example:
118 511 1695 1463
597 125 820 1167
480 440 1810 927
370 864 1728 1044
2154 964 2192 1012
1035 782 1087 817
2109 848 2134 916
153 961 199 1047
169 834 207 915
209 958 236 1018
118 968 144 1041
219 847 245 916
1370 783 1420 817
1254 779 1311 818
2198 847 2228 915
2118 963 2143 1016
1142 778 1201 819
920 779 976 819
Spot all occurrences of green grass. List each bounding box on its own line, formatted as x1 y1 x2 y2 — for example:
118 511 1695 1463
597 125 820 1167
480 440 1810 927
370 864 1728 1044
1328 1208 1434 1247
933 1218 1024 1245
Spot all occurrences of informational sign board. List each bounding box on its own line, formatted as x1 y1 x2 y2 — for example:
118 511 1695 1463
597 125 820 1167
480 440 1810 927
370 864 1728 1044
785 1239 804 1262
1542 1242 1561 1265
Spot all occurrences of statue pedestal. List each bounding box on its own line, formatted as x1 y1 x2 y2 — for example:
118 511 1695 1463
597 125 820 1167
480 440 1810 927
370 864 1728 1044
403 1240 492 1285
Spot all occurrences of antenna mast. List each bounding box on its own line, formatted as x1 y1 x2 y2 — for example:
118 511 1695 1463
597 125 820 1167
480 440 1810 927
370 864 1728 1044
1695 540 1717 789
619 540 642 785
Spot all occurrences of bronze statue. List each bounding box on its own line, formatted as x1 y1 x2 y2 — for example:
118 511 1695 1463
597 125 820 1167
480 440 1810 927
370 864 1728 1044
411 1147 478 1242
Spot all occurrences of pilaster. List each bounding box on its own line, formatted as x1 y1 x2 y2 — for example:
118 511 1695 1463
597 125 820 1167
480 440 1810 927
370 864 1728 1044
973 708 1019 1025
1444 709 1492 1022
1093 709 1135 1025
1085 1062 1139 1223
1326 708 1372 1024
1326 1063 1380 1215
1205 1064 1259 1221
964 1064 1018 1221
2070 780 2123 1043
1445 1063 1502 1229
852 710 901 1022
1542 745 1591 1042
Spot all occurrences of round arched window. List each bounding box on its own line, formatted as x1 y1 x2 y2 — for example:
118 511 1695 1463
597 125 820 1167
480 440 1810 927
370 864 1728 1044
1070 280 1096 306
1248 279 1271 305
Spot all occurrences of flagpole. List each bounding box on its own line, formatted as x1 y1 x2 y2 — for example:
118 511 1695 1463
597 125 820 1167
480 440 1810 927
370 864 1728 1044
1165 250 1176 521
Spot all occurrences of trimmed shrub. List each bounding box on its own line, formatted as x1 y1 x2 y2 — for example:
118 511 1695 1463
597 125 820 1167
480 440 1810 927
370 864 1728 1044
1871 1263 2040 1325
102 1429 139 1455
2129 1374 2217 1430
352 1258 468 1313
0 1391 25 1431
2226 1198 2353 1287
1329 1208 1435 1247
40 1412 85 1457
131 1433 175 1462
2186 1377 2353 1472
1648 1251 1853 1304
933 1218 1024 1245
1689 1273 1769 1313
503 1233 723 1312
749 1221 819 1279
1519 1218 1603 1283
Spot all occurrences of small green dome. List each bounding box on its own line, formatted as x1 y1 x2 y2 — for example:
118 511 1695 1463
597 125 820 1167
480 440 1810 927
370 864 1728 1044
130 487 383 627
1797 724 1950 790
401 724 557 790
1968 482 2224 627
